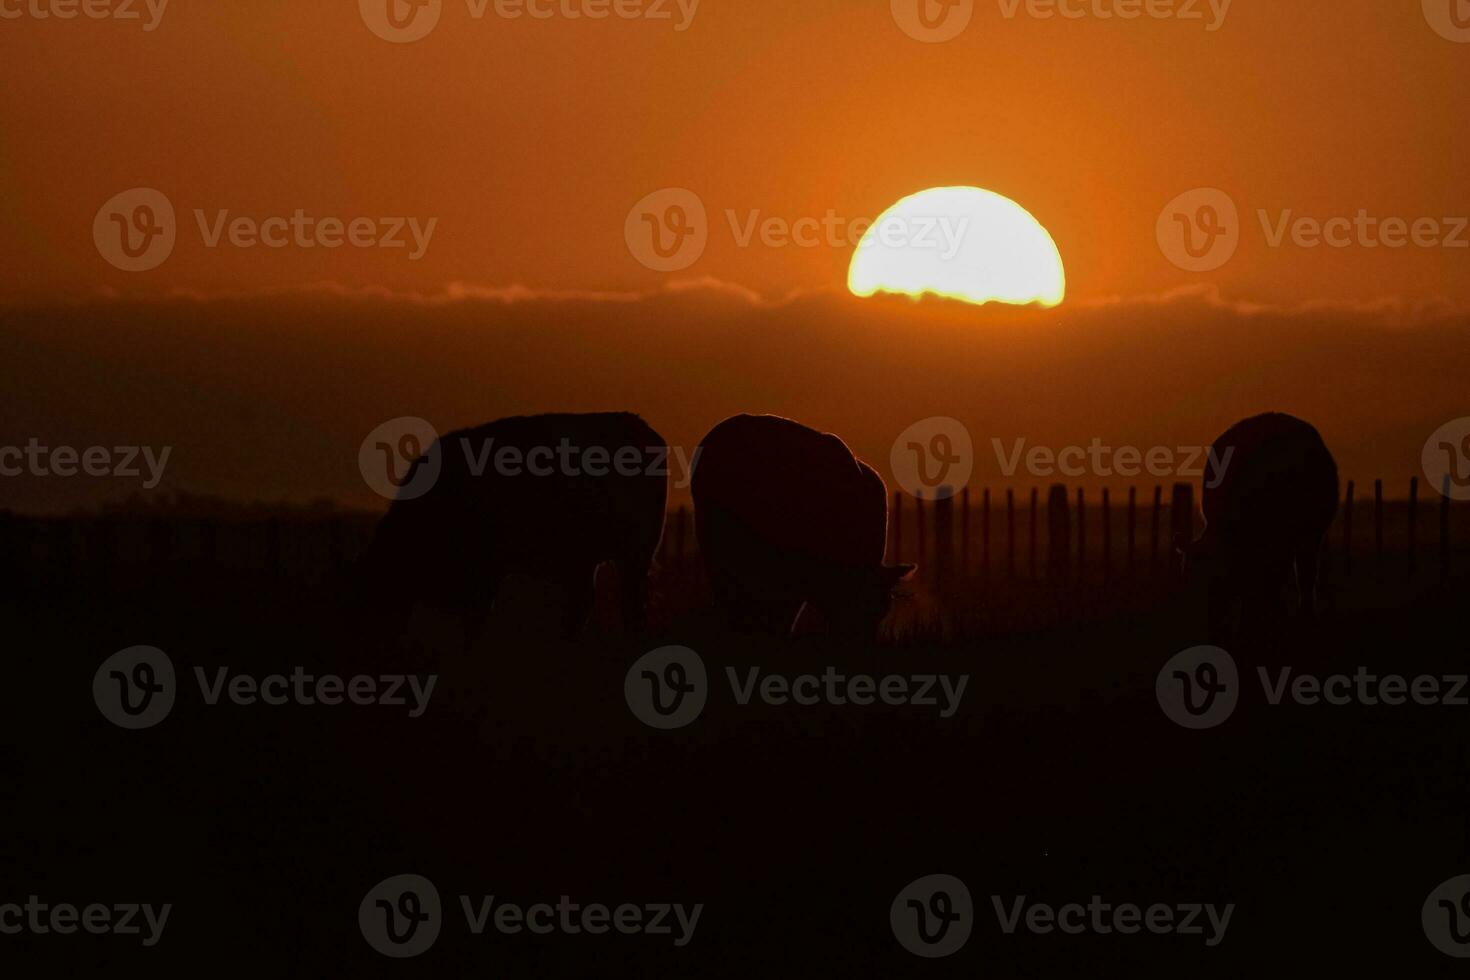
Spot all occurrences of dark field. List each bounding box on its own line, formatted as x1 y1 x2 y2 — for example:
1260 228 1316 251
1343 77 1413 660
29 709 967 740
2 490 1467 976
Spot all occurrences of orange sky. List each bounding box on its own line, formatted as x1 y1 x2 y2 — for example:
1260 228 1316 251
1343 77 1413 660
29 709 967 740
3 0 1468 306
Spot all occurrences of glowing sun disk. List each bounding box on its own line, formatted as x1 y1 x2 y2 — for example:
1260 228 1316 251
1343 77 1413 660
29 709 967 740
847 186 1065 308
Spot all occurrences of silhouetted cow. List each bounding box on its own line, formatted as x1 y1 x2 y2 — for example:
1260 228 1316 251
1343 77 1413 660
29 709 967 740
363 412 668 645
691 414 914 639
1182 412 1339 641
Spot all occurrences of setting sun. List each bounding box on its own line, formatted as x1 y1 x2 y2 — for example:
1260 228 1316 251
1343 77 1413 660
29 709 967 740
847 186 1066 308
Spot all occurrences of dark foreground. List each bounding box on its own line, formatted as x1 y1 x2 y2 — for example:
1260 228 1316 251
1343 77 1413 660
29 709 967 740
2 522 1467 976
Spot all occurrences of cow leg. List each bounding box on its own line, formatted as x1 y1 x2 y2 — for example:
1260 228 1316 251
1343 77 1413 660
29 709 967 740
460 579 501 653
1295 539 1321 619
756 598 804 636
559 563 598 640
1240 557 1291 641
721 592 799 636
1206 577 1233 647
619 552 654 634
706 565 753 631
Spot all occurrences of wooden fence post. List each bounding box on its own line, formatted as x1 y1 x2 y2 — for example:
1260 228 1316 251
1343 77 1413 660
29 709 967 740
1075 488 1087 582
1029 488 1038 581
1441 476 1452 584
0 512 17 593
1342 481 1355 578
1006 489 1016 581
265 518 285 578
1170 483 1194 583
84 518 114 588
1374 479 1384 571
892 491 903 565
673 506 687 572
1047 485 1070 583
960 487 970 578
1407 478 1419 579
980 489 990 582
1126 487 1137 576
916 492 927 577
149 518 174 578
933 492 954 586
1150 486 1163 573
1101 488 1112 584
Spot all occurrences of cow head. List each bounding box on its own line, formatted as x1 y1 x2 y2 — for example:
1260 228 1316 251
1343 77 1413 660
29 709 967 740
824 562 917 638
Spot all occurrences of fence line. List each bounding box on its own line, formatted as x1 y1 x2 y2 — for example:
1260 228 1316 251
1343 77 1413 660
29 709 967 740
0 478 1461 589
878 479 1461 586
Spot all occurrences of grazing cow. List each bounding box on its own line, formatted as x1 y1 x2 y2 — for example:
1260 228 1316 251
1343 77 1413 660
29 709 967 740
362 412 668 645
1182 412 1339 641
691 414 914 639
